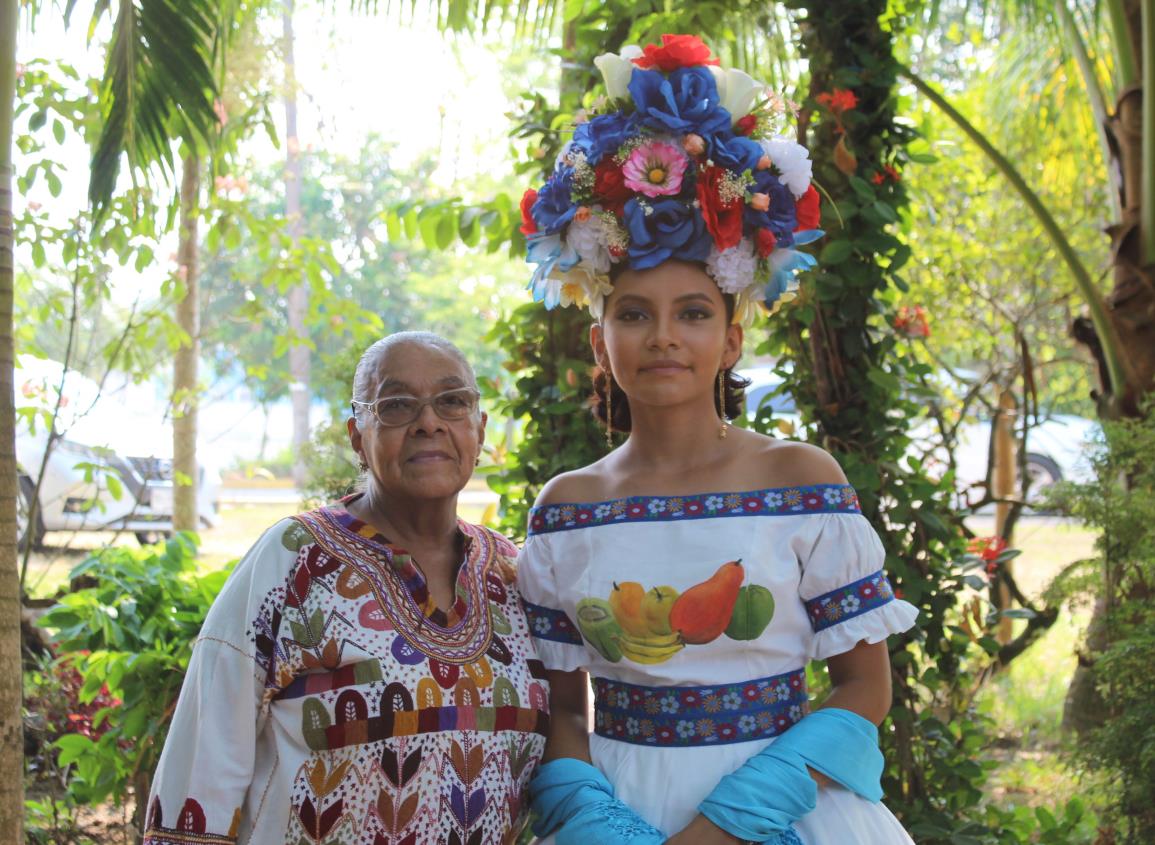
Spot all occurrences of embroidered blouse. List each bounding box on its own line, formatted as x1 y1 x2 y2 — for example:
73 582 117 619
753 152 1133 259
143 505 548 845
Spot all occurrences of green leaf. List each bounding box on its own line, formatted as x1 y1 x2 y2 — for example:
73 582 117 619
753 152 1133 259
819 240 854 264
848 176 876 201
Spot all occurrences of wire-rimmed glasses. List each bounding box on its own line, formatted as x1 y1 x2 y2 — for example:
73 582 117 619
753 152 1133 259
351 387 480 428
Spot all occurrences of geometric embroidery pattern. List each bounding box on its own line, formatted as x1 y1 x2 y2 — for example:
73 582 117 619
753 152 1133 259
522 600 583 645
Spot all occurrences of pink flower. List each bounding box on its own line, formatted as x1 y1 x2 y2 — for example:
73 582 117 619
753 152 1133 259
623 141 688 198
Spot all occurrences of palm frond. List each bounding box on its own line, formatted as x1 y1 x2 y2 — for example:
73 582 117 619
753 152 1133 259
88 0 223 214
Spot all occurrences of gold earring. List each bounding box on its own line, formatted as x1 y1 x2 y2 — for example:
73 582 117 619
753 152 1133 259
605 373 614 448
718 369 728 440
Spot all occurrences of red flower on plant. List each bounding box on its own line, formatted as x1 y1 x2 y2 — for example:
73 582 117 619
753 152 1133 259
754 228 778 258
872 164 901 185
893 305 930 339
594 160 632 217
816 88 858 114
968 535 1008 563
734 114 758 137
519 189 538 236
632 34 720 72
871 171 886 186
696 165 744 251
794 185 820 230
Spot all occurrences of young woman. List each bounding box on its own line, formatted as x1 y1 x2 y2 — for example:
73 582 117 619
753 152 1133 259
516 36 917 844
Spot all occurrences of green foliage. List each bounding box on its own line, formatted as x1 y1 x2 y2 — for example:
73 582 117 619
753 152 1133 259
1048 409 1155 842
36 534 228 806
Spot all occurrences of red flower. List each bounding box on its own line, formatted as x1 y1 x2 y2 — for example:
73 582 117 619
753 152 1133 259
696 165 743 251
794 185 820 231
734 114 758 136
816 88 858 114
519 189 538 236
594 160 632 216
755 228 777 258
968 535 1008 563
883 164 901 182
871 171 886 185
893 305 931 339
632 34 720 72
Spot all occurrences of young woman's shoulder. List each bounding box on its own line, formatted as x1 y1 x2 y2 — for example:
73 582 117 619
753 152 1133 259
743 433 849 488
534 459 614 508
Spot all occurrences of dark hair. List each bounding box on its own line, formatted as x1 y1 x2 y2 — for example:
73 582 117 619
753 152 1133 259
590 290 750 432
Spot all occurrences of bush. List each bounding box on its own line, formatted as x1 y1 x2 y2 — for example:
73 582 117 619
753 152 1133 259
1049 408 1155 842
36 534 229 807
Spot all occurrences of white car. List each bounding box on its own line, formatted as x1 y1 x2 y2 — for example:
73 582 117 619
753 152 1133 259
15 357 221 548
738 366 1099 508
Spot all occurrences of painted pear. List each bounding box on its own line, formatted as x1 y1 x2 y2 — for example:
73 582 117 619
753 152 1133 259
608 581 652 639
724 584 776 641
641 586 680 636
575 598 623 663
669 560 745 645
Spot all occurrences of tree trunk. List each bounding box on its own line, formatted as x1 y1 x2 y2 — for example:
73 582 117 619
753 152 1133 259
1064 0 1153 732
283 0 309 487
0 0 25 837
173 151 200 534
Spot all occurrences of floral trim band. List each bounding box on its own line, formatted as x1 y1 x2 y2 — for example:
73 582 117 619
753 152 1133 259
804 569 896 632
592 668 807 747
528 484 861 535
523 600 584 645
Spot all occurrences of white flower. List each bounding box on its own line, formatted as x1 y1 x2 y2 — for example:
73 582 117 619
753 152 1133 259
566 215 613 274
705 495 725 510
647 499 666 514
706 240 758 295
533 616 551 635
593 46 642 101
708 65 764 122
759 136 812 198
823 488 842 504
840 595 861 614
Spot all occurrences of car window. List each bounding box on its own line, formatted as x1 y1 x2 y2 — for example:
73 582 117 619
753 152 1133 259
745 383 797 415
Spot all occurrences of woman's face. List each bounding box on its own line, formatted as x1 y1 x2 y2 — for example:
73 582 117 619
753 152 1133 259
347 341 486 503
592 260 742 414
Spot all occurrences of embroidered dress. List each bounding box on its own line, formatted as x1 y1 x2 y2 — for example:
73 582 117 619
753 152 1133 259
144 504 549 845
518 484 918 844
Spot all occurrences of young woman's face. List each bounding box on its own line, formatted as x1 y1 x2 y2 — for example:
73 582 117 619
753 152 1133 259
592 260 742 414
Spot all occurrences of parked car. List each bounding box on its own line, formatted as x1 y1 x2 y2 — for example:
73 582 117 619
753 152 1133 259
737 366 1100 508
15 356 221 548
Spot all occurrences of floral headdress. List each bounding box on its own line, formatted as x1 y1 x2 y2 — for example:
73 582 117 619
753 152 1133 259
520 34 822 325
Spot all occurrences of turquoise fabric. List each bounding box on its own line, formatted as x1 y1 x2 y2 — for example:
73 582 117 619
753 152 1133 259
529 758 666 845
699 708 884 842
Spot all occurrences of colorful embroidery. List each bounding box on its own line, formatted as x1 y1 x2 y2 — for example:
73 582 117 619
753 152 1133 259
523 600 583 645
528 484 861 535
804 569 896 632
143 798 236 845
593 669 808 746
293 509 497 664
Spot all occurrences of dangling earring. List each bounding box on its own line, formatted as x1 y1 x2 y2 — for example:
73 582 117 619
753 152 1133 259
605 373 615 449
717 369 729 440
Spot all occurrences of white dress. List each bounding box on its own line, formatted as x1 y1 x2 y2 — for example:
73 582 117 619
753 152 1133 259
517 484 918 844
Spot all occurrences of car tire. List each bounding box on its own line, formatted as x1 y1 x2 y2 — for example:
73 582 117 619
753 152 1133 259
135 530 173 546
17 476 44 552
1024 453 1062 510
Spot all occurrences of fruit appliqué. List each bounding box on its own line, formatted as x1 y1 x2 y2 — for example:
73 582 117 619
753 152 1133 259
573 559 773 666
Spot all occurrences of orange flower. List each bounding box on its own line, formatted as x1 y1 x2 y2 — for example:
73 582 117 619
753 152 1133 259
816 88 858 114
632 35 720 72
967 536 1008 563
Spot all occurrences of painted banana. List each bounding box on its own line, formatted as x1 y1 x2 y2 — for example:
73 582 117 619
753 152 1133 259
617 631 684 664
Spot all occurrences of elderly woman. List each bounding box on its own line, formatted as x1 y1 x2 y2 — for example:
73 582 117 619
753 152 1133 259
144 331 549 845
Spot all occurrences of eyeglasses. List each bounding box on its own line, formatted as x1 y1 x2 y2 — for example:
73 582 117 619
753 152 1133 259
351 387 480 427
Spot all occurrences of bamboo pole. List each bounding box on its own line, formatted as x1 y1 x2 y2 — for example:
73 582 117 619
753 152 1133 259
1141 0 1155 264
994 389 1017 645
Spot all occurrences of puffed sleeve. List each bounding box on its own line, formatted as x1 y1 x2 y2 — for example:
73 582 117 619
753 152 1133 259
796 513 918 661
517 530 588 673
143 520 298 844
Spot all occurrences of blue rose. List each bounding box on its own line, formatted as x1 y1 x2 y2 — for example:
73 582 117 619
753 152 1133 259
628 67 731 137
572 112 640 166
624 197 713 270
531 166 577 235
708 133 763 173
744 170 798 244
